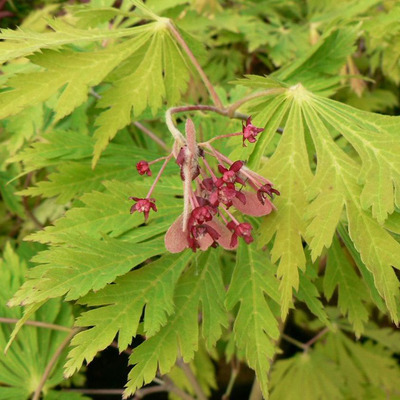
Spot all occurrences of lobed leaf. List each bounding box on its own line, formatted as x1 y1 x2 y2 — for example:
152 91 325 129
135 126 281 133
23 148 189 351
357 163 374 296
226 244 280 398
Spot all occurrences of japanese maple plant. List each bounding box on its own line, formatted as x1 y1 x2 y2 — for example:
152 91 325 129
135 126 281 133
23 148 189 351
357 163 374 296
0 0 400 399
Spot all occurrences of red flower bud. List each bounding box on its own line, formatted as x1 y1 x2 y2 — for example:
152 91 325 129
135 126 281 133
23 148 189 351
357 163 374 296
136 161 152 176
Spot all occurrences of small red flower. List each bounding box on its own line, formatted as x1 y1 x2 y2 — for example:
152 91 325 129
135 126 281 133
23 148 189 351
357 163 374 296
242 117 264 146
136 161 152 176
217 160 246 186
227 221 254 247
129 197 157 222
209 182 246 208
165 214 236 253
190 204 216 225
257 183 280 204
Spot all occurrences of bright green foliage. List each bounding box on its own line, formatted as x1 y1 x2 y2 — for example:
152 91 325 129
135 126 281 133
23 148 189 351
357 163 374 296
64 251 193 376
9 235 165 306
1 0 400 398
240 77 400 323
321 331 400 399
168 342 217 400
258 98 314 318
92 23 192 165
296 269 329 325
0 244 75 399
324 236 370 336
124 251 228 397
226 245 280 398
270 350 344 400
270 328 400 400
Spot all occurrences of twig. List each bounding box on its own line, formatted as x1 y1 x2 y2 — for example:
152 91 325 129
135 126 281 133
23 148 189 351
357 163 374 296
281 333 307 350
176 358 207 400
167 21 223 108
222 359 240 400
0 317 72 333
227 88 286 116
169 105 247 120
32 328 82 400
133 121 170 152
303 327 330 351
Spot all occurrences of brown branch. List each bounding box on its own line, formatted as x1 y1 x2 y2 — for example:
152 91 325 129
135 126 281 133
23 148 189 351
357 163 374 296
0 317 72 333
304 327 330 351
32 328 82 400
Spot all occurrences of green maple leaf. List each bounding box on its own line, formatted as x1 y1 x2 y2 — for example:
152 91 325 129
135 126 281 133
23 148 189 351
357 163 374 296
324 236 370 336
296 269 329 325
270 350 343 400
8 235 165 307
257 98 313 318
322 331 400 399
0 19 142 63
236 76 400 323
14 130 174 203
0 33 152 121
123 250 228 398
225 244 280 398
92 22 192 166
64 251 193 377
27 179 182 245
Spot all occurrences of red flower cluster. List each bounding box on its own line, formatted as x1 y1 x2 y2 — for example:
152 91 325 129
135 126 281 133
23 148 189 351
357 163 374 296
129 117 279 253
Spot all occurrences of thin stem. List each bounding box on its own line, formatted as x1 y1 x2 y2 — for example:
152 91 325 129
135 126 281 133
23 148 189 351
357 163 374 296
304 327 329 351
201 156 217 181
220 204 240 225
32 328 82 400
222 359 240 400
227 88 286 116
145 154 173 198
134 121 170 152
206 132 242 145
167 21 223 108
166 105 247 148
176 358 208 400
281 333 307 350
169 105 247 120
0 317 72 333
148 155 168 165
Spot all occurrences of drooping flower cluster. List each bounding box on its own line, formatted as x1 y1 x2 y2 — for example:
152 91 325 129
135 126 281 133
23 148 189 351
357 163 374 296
129 117 280 253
